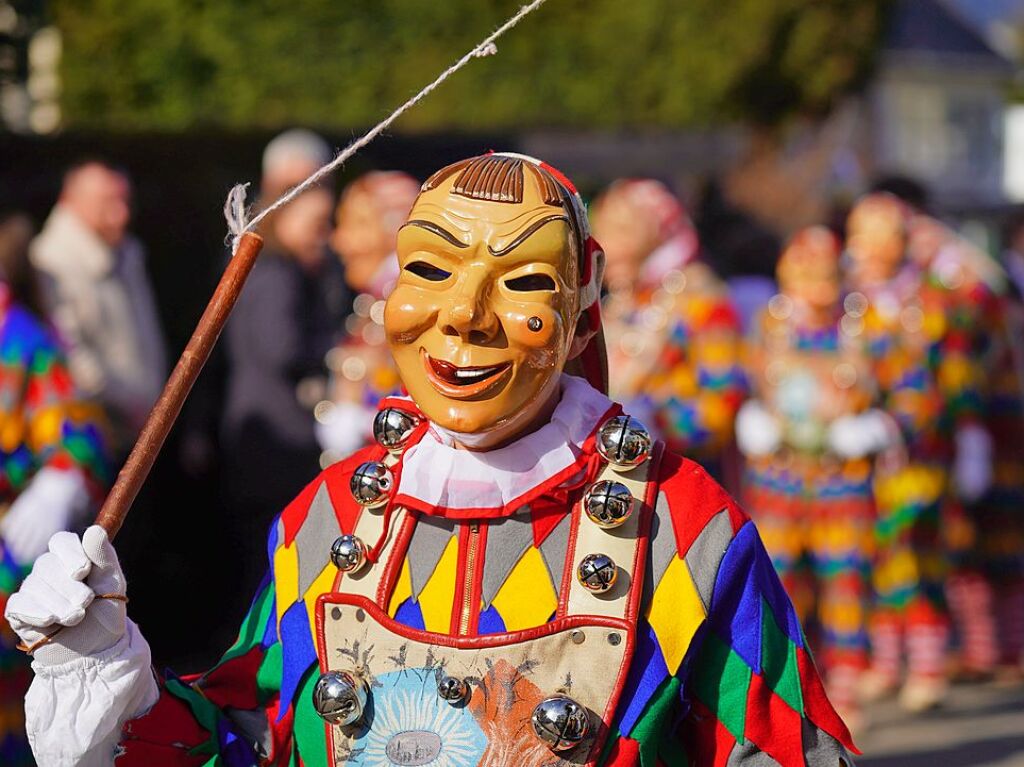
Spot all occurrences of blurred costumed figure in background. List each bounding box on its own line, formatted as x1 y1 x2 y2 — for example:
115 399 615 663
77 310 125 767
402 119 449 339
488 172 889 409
315 171 419 464
0 210 110 765
736 227 897 728
590 179 745 482
844 193 991 711
909 213 1024 682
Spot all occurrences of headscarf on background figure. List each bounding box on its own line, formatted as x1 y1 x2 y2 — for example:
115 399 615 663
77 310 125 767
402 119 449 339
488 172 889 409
0 210 110 767
315 171 421 463
590 179 745 481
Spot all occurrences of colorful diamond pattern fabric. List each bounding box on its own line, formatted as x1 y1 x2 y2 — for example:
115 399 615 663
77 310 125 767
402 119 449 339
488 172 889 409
116 414 854 767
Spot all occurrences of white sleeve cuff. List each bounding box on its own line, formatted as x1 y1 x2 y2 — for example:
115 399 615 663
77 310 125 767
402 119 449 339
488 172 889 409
26 619 160 767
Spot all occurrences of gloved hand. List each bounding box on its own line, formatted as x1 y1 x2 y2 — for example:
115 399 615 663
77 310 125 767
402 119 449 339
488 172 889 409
5 525 127 667
954 423 993 503
735 399 782 457
827 409 898 459
0 467 91 566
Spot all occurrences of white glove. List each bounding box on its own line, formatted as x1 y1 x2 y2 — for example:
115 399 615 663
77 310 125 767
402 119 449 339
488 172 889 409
735 400 782 457
315 400 373 458
5 526 127 667
954 423 993 503
827 409 897 459
0 467 91 566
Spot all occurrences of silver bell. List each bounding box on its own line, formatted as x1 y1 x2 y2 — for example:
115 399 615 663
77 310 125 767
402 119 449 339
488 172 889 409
373 407 419 451
582 480 634 528
531 695 591 751
437 675 469 704
330 534 367 573
312 670 367 726
577 552 618 593
349 461 394 507
596 415 652 467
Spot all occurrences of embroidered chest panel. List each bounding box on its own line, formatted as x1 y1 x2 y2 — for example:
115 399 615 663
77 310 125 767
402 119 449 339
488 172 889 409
317 594 633 767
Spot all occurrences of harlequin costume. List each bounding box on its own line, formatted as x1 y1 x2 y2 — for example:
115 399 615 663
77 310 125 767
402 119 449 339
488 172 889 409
590 181 745 481
7 154 855 767
736 228 895 721
316 172 420 465
907 215 1024 679
843 194 990 709
0 291 109 766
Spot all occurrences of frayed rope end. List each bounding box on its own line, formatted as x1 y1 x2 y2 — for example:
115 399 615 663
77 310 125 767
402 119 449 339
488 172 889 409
223 183 250 254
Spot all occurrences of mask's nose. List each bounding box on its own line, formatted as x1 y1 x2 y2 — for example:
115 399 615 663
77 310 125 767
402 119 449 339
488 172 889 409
438 266 500 344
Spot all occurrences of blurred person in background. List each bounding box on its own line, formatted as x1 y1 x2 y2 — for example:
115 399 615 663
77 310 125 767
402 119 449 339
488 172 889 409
844 193 991 711
221 180 336 599
261 127 334 199
590 179 745 482
873 181 1022 683
315 171 419 463
736 227 899 731
931 212 1024 683
30 160 167 455
0 208 110 766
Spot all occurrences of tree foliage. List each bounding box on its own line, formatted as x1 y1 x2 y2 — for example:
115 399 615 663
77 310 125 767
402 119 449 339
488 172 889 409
52 0 886 132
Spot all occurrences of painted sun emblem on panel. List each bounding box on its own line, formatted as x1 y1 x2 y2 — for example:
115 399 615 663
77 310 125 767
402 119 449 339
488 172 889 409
350 670 487 766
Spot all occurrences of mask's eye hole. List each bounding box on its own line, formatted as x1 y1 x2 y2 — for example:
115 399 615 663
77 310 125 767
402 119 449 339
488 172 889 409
504 274 556 292
405 261 452 282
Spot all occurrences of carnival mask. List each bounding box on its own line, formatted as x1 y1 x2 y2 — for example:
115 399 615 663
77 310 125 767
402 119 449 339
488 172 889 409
384 154 595 447
777 226 841 312
845 194 907 285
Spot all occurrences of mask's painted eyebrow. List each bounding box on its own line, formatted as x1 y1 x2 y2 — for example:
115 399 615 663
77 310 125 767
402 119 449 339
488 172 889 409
488 214 569 257
401 219 469 249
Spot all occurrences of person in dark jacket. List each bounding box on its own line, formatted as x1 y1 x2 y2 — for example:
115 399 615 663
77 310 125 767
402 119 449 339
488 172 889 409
221 185 339 597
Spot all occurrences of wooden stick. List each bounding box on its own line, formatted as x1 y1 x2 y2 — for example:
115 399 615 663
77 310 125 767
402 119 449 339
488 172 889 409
95 232 264 539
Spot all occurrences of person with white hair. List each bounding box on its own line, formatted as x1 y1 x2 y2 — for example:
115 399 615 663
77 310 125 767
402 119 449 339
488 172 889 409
261 128 333 199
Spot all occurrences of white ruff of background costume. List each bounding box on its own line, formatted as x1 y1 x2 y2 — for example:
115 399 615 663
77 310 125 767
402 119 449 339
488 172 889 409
223 0 550 251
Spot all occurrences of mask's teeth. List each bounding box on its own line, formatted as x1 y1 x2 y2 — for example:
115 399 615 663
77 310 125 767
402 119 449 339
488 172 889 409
454 367 495 380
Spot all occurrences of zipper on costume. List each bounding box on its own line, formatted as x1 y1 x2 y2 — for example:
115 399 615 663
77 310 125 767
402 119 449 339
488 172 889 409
458 523 480 635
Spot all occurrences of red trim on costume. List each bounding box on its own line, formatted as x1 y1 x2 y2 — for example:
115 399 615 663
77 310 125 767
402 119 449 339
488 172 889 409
624 442 663 623
375 510 419 611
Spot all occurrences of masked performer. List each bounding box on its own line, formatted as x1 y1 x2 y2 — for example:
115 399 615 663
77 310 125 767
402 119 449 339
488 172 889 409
908 214 1024 681
736 227 897 728
316 172 420 464
590 180 745 480
7 155 855 767
844 193 989 711
0 211 109 766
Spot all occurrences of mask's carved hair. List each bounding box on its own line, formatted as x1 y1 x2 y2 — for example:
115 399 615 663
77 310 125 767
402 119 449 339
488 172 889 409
423 154 563 206
421 154 587 280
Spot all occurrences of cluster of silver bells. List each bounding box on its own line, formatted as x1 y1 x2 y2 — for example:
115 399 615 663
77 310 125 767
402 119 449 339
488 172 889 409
334 413 651 591
313 670 590 752
578 415 651 593
316 415 651 750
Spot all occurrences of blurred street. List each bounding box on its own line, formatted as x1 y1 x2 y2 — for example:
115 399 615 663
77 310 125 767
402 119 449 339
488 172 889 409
859 682 1024 766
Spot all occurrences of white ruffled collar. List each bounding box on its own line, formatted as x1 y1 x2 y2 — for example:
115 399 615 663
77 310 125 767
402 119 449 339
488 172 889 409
393 375 618 518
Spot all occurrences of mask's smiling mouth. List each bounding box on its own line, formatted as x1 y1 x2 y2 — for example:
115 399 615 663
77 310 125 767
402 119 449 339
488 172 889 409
422 350 512 399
